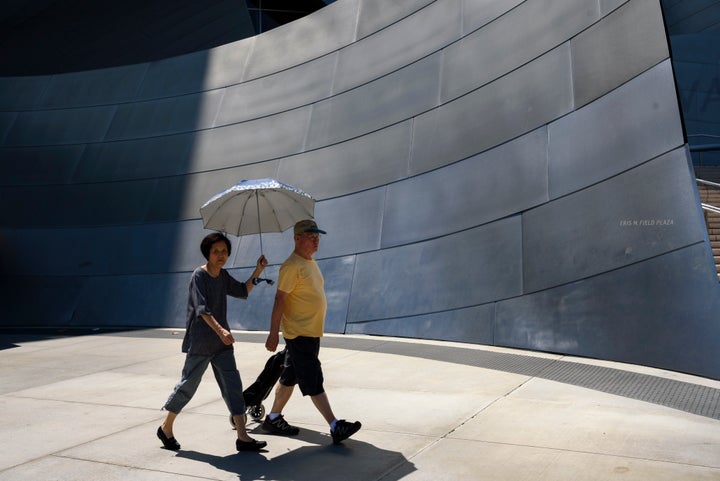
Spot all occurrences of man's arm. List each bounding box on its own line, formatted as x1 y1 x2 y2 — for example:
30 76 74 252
265 289 288 352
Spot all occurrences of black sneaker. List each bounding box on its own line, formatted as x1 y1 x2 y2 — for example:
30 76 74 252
331 419 361 444
261 414 300 436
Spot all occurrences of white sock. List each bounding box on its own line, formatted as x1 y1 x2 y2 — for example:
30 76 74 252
268 413 281 420
330 419 338 431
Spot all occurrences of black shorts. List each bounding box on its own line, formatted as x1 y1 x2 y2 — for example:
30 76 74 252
279 336 324 397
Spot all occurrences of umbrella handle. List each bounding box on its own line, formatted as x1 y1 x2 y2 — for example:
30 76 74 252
255 191 263 255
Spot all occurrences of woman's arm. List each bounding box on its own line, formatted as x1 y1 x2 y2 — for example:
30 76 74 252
200 313 235 345
245 255 268 294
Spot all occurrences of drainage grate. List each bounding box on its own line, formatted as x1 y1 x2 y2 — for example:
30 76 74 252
538 361 720 419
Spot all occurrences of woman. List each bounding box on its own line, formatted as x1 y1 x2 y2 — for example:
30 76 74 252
158 232 268 452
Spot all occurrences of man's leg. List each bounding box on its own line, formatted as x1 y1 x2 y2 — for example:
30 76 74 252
269 383 295 414
312 391 361 445
262 346 300 435
310 391 336 425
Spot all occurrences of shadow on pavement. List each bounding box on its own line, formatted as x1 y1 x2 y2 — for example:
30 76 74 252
176 427 416 481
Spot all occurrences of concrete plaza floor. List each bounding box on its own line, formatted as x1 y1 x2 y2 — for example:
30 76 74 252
0 328 718 481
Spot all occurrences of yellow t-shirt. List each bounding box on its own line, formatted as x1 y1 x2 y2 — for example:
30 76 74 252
277 252 327 339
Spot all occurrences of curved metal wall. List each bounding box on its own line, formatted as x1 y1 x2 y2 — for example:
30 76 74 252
2 0 720 378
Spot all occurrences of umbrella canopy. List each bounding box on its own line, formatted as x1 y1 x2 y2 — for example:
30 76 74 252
200 178 316 253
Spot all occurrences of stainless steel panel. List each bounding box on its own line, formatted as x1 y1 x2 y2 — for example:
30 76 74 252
312 190 385 258
0 145 84 184
496 243 720 379
600 0 629 15
243 0 359 80
382 127 548 247
461 0 524 34
215 53 336 126
8 168 283 228
0 180 157 227
104 90 225 140
669 32 720 63
571 0 670 108
0 112 16 144
191 108 309 170
137 50 219 99
10 277 84 325
0 76 49 110
72 135 194 182
356 0 434 39
6 219 233 277
305 53 441 150
178 40 261 93
664 1 720 31
686 56 720 124
0 228 106 276
317 256 356 334
154 160 280 222
548 60 684 199
228 264 277 331
442 0 599 103
72 273 188 326
524 148 706 293
4 106 117 146
412 44 573 175
278 121 412 199
142 176 196 224
349 217 522 322
334 0 460 94
41 64 148 108
104 223 205 276
346 304 495 344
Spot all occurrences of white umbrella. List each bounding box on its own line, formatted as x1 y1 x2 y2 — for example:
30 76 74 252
199 178 316 255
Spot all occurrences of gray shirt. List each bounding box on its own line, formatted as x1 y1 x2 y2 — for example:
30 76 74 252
182 266 248 355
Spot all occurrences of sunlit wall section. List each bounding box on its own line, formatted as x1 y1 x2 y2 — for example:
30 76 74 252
1 0 719 378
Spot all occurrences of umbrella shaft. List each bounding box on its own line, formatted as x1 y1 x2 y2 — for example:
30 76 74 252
256 191 263 254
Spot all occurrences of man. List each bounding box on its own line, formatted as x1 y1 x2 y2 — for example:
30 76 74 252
263 219 361 444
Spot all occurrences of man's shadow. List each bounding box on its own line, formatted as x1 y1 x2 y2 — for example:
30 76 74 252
175 426 416 481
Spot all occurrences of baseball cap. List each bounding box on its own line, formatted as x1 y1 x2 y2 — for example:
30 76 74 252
294 219 327 235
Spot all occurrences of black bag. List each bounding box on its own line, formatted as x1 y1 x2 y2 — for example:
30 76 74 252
243 348 287 412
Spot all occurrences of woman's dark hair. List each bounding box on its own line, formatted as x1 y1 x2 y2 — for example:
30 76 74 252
200 232 232 260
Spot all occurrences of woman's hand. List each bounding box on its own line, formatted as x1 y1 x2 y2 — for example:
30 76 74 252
256 255 268 270
219 328 235 345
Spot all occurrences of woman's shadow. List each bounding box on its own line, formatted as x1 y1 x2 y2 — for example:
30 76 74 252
175 426 416 481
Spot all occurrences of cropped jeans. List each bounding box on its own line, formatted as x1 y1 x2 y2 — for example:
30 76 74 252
163 349 245 415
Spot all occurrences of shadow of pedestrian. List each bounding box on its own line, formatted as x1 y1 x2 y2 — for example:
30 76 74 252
175 427 416 481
